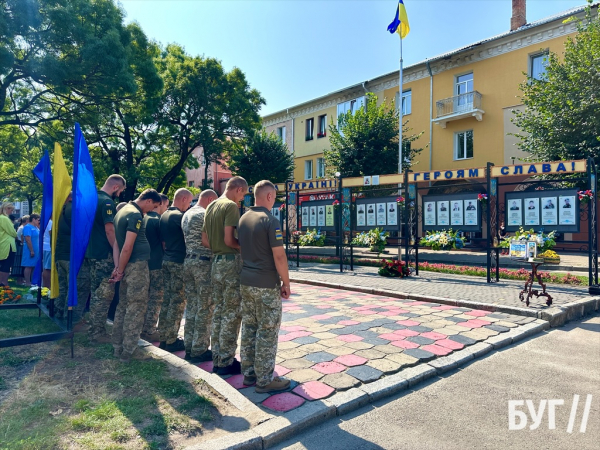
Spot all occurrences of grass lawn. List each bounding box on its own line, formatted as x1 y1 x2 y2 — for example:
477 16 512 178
0 289 231 450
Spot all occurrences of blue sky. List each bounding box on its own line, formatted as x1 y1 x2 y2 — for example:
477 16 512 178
119 1 587 116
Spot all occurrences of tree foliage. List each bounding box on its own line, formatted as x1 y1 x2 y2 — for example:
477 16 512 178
512 2 600 168
0 0 138 128
153 45 265 193
226 130 295 187
324 93 424 178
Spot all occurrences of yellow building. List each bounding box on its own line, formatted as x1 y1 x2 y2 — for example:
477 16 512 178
263 2 595 183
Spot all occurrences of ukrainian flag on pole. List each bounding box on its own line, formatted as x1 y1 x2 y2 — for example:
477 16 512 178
387 0 410 39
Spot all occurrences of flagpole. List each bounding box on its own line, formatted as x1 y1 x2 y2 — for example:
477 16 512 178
398 36 404 174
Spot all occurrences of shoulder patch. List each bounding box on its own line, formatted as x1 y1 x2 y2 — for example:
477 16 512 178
275 227 283 240
136 220 141 230
106 209 113 216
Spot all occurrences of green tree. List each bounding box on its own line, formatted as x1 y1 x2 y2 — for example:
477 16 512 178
512 1 600 168
154 45 264 193
0 0 138 128
324 93 424 178
0 127 43 212
226 130 295 187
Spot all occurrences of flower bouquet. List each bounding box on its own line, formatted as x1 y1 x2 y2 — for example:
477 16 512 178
332 200 340 209
396 196 405 207
540 249 560 264
578 190 594 205
279 203 286 211
378 259 410 278
500 227 557 253
297 228 326 247
352 228 389 254
419 229 464 251
478 193 488 204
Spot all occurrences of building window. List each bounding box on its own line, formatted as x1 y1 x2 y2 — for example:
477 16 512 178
396 90 412 115
305 160 313 180
318 115 327 138
530 52 548 81
305 118 314 141
337 96 365 119
316 158 325 178
277 126 286 142
188 180 195 187
455 130 473 160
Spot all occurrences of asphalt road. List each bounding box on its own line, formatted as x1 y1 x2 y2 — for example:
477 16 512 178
274 314 600 450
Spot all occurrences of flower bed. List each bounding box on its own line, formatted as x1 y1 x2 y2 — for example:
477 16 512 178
0 286 22 305
287 255 587 285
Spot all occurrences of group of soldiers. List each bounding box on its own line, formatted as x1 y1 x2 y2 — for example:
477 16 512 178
55 174 291 393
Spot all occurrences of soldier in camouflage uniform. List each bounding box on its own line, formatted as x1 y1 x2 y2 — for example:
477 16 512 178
182 189 218 362
238 180 291 393
86 175 126 342
202 177 248 376
158 188 193 351
110 189 162 362
141 194 169 340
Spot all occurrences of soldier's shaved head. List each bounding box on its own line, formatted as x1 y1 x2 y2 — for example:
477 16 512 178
253 180 276 200
173 188 193 212
199 189 218 208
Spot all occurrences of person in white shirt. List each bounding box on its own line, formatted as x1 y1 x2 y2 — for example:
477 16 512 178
42 220 52 288
16 216 29 244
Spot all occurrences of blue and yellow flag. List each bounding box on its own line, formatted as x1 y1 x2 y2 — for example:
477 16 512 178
69 124 97 308
387 0 410 39
32 150 53 287
50 143 71 299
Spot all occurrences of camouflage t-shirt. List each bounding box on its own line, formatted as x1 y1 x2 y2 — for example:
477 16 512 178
182 205 211 258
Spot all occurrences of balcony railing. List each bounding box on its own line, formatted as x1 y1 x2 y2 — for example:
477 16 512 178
433 91 484 128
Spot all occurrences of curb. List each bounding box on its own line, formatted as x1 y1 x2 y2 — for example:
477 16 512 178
289 277 600 327
193 318 552 449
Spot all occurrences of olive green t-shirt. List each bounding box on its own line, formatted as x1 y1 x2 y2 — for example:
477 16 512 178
85 191 116 260
159 207 186 264
144 211 163 270
114 202 150 263
238 206 283 288
202 197 240 255
55 200 72 261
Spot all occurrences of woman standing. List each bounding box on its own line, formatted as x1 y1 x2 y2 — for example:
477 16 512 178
22 214 40 286
0 202 18 287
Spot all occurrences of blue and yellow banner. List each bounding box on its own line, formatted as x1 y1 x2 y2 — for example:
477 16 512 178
387 0 410 39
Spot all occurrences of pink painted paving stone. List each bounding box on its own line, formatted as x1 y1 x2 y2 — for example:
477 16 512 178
293 381 335 401
197 361 213 372
312 361 346 374
420 331 447 340
262 392 305 412
467 318 492 327
436 339 465 350
334 354 368 367
397 320 420 326
465 310 489 317
274 365 291 377
394 329 419 337
421 344 453 356
226 374 249 389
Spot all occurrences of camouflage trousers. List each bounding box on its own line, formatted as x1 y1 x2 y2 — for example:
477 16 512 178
183 258 214 356
211 256 242 367
88 257 116 340
112 261 150 357
240 285 282 387
55 259 90 324
142 269 164 335
158 261 186 345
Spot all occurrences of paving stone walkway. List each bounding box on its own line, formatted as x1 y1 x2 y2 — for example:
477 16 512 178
289 263 590 310
154 282 545 414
